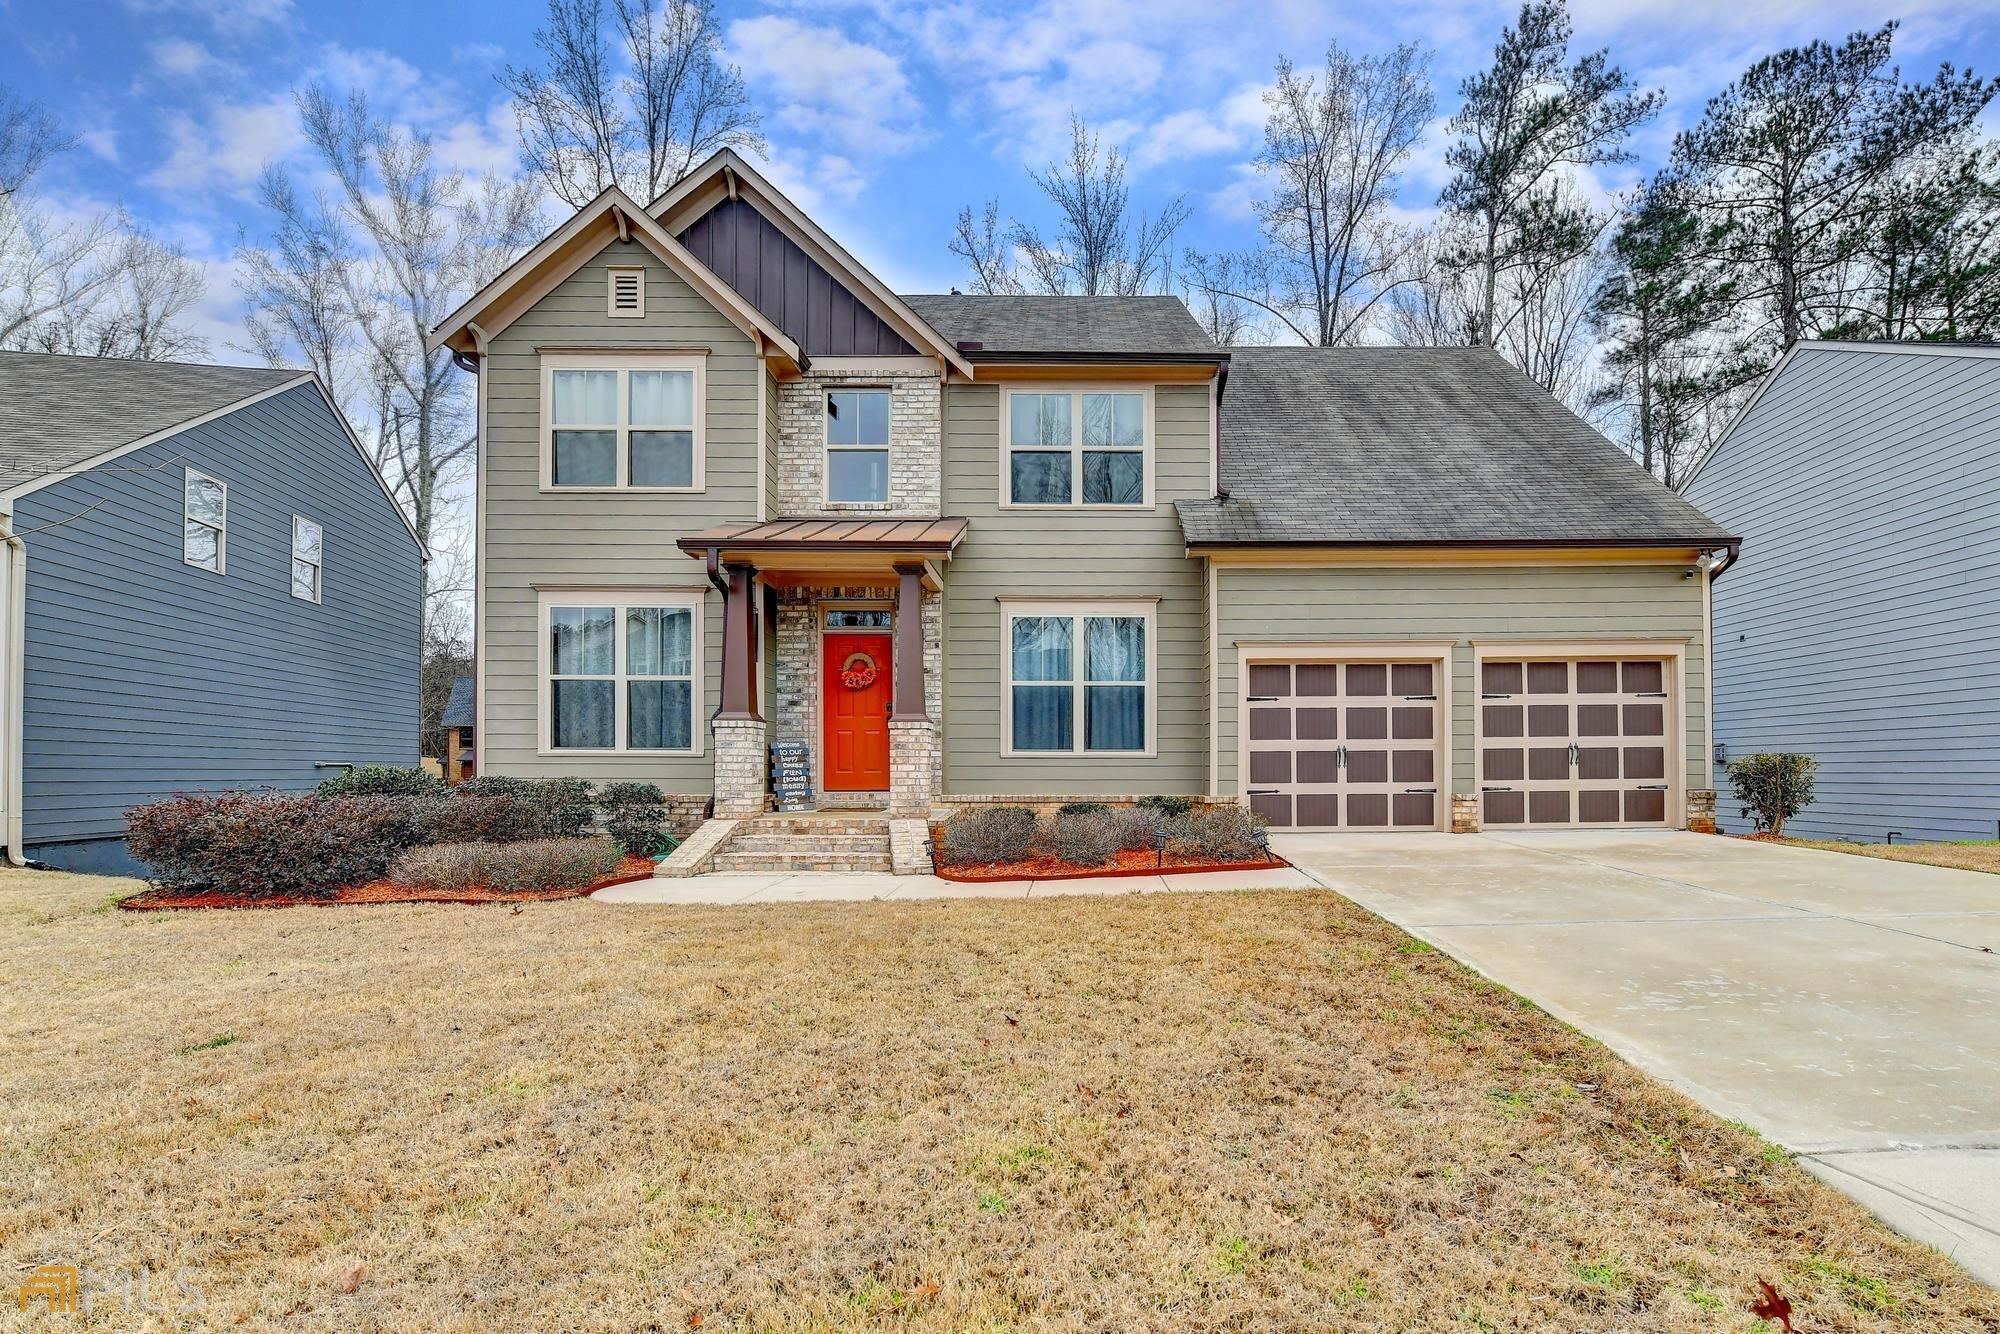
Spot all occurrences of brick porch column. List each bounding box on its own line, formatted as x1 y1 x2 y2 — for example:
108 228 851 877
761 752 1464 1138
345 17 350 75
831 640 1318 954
710 560 766 818
888 562 935 818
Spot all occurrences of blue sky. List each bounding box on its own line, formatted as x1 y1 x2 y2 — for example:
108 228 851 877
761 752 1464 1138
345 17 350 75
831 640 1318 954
6 0 1999 363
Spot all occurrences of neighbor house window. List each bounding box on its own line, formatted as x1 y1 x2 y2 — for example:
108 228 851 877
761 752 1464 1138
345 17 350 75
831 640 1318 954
1002 601 1154 754
1004 388 1148 507
541 592 700 753
183 468 226 573
544 355 702 490
290 515 323 603
826 389 890 503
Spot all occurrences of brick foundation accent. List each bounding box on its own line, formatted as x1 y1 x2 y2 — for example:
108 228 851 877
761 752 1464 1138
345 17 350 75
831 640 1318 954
1687 788 1718 834
888 718 938 818
711 717 768 818
1451 793 1480 833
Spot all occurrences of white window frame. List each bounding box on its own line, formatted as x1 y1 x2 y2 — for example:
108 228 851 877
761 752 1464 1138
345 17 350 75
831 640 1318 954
996 384 1154 510
289 514 323 604
999 598 1157 757
182 467 226 574
823 386 893 507
540 352 706 493
536 589 705 757
606 266 646 318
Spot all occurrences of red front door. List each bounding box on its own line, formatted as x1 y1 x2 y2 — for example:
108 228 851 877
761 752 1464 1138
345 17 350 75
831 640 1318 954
823 633 892 790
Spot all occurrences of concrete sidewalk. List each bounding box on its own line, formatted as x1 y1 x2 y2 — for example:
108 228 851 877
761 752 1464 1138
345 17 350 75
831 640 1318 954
593 864 1319 905
1274 829 2000 1288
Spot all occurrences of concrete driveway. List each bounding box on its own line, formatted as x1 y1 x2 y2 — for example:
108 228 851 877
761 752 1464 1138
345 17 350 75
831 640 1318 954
1273 829 2000 1286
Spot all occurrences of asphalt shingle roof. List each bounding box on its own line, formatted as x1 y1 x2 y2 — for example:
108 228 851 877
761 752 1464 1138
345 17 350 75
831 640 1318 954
1179 346 1735 546
0 351 302 493
901 294 1221 358
441 676 475 731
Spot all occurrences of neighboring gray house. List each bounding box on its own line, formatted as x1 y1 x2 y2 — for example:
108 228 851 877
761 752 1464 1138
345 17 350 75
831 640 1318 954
427 150 1735 870
1680 340 2000 842
0 352 428 873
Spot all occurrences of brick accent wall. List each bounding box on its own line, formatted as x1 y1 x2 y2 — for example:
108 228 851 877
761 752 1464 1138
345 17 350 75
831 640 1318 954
1451 793 1480 834
1687 788 1718 833
774 369 941 517
710 718 768 818
888 719 938 817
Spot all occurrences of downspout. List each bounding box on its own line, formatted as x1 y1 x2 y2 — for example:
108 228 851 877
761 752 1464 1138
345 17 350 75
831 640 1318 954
0 518 24 866
1698 542 1737 795
703 546 729 599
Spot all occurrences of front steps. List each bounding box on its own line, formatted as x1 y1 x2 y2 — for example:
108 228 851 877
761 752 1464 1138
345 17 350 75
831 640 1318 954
706 814 894 873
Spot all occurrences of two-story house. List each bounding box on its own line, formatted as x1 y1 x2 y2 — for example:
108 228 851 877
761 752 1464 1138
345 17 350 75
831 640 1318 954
429 151 1736 862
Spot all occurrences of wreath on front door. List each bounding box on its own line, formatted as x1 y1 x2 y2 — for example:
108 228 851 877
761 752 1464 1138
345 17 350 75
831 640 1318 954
840 651 879 690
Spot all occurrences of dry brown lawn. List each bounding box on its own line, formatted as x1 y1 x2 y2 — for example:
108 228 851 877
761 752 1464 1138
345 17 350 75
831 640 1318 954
3 868 1996 1331
1769 837 2000 876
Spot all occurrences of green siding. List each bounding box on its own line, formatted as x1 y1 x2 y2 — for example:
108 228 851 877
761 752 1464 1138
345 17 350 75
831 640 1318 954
482 239 759 787
1214 564 1708 797
939 381 1211 794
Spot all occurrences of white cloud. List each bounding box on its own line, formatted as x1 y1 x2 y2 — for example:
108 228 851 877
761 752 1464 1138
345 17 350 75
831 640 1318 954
78 128 121 164
124 0 293 26
144 94 303 193
728 16 928 157
148 38 237 81
1129 83 1269 170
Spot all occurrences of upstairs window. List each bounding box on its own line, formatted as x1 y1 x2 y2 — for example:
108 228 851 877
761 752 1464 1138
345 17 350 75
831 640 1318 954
606 267 645 318
1004 388 1149 508
290 515 323 603
183 468 226 573
545 355 702 490
826 389 890 503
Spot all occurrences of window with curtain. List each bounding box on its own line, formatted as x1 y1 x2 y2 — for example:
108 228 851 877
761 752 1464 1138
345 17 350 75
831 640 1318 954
1005 389 1147 507
546 597 698 751
826 389 890 502
547 358 700 489
290 515 322 603
183 468 226 573
1005 604 1152 753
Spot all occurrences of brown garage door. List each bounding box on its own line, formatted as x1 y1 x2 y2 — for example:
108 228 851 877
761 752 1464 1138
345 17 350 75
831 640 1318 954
1244 659 1442 831
1479 658 1672 827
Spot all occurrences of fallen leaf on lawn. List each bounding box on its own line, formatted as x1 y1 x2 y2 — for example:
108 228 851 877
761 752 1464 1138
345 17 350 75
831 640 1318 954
334 1262 365 1294
1751 1280 1794 1332
1003 1014 1019 1027
912 1279 941 1300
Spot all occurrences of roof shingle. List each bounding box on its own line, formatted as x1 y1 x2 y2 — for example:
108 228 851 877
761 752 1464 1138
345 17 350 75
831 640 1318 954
1179 346 1735 546
901 294 1220 359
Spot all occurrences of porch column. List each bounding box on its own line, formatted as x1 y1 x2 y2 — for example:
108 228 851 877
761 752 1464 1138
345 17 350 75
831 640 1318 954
887 562 936 822
710 559 767 819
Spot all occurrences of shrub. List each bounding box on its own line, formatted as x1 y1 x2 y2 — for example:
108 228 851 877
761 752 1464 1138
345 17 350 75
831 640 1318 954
1178 804 1269 863
458 775 596 837
1112 805 1168 853
389 838 622 892
598 782 667 855
1039 809 1122 867
315 765 444 798
126 793 427 899
1057 801 1112 816
1727 752 1818 835
420 794 554 845
1137 794 1195 818
938 805 1038 867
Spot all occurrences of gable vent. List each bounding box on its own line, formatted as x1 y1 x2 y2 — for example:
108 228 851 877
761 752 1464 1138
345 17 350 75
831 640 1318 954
607 267 645 318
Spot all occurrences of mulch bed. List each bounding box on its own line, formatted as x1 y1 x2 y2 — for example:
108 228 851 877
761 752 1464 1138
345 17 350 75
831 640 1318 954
117 856 658 911
934 846 1291 883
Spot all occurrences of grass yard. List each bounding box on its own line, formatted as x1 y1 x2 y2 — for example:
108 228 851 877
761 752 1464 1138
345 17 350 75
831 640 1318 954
1766 837 2000 876
3 869 1996 1330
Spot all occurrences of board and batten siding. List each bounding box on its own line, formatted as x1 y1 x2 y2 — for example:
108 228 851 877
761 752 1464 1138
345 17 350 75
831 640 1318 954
11 383 423 867
481 240 759 787
1681 344 2000 841
939 380 1211 795
1212 564 1707 798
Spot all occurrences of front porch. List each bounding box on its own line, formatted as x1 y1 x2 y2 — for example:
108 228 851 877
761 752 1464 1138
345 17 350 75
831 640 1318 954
678 517 965 821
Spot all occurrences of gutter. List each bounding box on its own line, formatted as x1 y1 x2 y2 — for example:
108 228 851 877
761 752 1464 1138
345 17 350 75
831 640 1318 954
0 518 23 866
961 350 1232 366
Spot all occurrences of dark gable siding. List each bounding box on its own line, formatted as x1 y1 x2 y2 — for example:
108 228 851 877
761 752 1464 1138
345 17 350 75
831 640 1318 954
677 197 917 358
13 383 423 861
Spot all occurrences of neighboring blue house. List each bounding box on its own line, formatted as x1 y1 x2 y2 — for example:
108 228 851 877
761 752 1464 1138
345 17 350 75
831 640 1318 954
1679 340 2000 842
0 352 427 873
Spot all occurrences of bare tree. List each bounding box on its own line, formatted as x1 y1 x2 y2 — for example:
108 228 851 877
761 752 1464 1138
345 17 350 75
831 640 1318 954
237 86 544 625
0 85 70 199
501 0 763 208
1440 1 1662 347
1180 261 1258 346
947 199 1021 295
19 231 209 360
1187 42 1434 346
0 202 123 348
1497 227 1612 418
1381 227 1479 346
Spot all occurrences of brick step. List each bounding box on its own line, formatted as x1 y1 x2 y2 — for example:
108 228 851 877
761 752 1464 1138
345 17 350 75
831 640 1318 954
746 817 891 836
727 832 890 855
709 851 894 873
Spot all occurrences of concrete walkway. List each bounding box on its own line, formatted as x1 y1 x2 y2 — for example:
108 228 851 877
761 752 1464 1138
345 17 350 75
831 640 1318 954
593 864 1319 905
1273 828 2000 1287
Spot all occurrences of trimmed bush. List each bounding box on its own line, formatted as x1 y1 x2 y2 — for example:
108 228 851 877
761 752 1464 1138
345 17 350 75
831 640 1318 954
419 794 554 845
598 782 668 855
1112 805 1168 853
1727 752 1818 835
1039 809 1122 867
1057 801 1112 817
126 793 428 899
1137 794 1195 818
938 805 1037 867
458 775 597 837
389 838 622 892
1178 804 1269 863
315 765 444 798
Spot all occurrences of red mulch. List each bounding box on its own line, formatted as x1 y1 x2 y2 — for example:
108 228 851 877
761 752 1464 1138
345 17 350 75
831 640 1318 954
117 857 658 912
935 846 1291 883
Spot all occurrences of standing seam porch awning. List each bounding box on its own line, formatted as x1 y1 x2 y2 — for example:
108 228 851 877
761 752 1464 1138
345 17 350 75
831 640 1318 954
676 517 968 576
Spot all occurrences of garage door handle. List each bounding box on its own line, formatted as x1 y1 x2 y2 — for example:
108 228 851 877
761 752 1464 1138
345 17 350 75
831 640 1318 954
1482 785 1514 792
1637 691 1668 698
1247 696 1279 703
1403 787 1437 794
1637 784 1668 791
1481 693 1514 700
1247 788 1280 796
1404 694 1437 701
